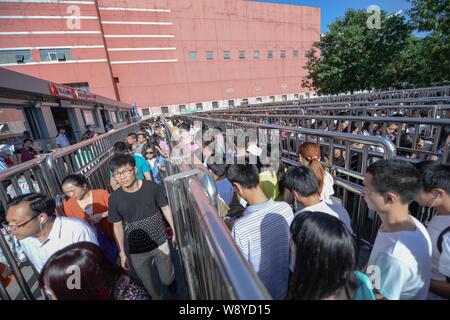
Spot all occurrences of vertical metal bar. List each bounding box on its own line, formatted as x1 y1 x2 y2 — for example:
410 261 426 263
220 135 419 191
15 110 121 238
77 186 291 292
0 229 34 300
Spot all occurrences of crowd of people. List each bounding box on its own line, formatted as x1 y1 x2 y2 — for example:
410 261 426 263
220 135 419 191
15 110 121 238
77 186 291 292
0 115 449 301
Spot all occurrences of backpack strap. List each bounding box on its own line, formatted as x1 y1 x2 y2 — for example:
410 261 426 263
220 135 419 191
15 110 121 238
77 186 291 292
437 226 450 283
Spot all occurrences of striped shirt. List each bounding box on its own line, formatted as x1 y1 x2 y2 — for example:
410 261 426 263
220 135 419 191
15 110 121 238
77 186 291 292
232 199 294 299
0 158 8 172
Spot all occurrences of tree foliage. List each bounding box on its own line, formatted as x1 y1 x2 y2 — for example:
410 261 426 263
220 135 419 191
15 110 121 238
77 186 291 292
303 1 449 94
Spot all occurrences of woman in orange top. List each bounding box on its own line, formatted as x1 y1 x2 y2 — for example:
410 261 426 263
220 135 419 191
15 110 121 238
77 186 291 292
61 174 117 262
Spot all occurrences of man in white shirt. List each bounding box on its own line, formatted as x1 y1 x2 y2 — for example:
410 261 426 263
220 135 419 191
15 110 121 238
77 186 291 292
363 160 432 300
415 161 450 299
227 164 294 300
282 165 353 232
56 128 70 149
5 193 98 272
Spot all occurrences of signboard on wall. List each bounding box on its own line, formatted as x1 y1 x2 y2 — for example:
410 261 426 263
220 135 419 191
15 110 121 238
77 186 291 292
49 82 96 101
82 110 95 125
73 89 96 101
49 83 74 99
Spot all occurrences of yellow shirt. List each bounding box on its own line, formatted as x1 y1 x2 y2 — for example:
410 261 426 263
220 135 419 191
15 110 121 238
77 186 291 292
259 169 281 201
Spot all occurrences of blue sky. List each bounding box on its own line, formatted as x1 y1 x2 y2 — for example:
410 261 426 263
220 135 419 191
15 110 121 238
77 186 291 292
251 0 413 33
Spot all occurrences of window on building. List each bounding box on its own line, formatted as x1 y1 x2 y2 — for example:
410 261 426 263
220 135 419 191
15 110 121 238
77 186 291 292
270 96 275 102
196 103 203 111
189 51 197 60
280 50 286 59
206 51 213 60
179 105 186 113
109 111 117 124
212 101 219 109
161 106 169 114
253 50 260 59
223 51 231 60
228 100 234 107
117 111 123 122
282 95 288 101
267 50 273 59
40 48 71 62
142 108 150 116
293 50 299 58
241 99 249 106
0 49 32 64
294 94 299 100
0 123 10 133
239 51 246 59
256 97 262 103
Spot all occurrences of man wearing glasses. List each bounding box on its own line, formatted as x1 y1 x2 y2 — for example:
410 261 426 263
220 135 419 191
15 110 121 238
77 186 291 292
4 193 98 272
109 141 152 190
108 154 177 300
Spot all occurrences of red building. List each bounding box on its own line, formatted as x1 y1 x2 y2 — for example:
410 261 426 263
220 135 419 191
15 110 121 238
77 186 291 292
0 0 320 115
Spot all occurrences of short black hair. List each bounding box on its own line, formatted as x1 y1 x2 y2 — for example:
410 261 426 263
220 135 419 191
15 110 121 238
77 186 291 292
226 164 259 189
23 138 33 144
366 160 422 204
137 132 147 139
61 174 88 188
109 154 136 172
113 141 131 154
207 157 228 178
127 133 137 139
281 165 319 197
8 193 56 217
415 161 450 194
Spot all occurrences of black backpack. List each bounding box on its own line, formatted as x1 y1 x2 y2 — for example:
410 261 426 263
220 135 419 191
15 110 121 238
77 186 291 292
437 226 450 283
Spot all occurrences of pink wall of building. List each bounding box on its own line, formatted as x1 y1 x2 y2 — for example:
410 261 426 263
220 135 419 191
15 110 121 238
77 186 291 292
0 0 320 112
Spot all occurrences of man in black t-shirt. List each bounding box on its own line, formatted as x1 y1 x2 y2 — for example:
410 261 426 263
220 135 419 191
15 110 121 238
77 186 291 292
108 154 176 300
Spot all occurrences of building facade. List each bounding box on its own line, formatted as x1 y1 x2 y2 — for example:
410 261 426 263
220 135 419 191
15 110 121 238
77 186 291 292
0 67 131 151
0 0 320 115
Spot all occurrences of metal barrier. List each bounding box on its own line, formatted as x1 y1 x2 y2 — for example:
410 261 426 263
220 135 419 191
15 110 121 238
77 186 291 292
299 86 450 104
0 118 144 300
161 118 271 299
201 114 450 163
206 104 450 119
180 115 397 260
163 159 271 299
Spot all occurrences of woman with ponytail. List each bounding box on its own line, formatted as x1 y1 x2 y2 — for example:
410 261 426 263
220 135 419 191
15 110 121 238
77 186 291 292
297 142 335 203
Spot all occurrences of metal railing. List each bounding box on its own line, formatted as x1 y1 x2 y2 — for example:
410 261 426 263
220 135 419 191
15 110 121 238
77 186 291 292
200 114 450 163
299 86 450 104
0 118 143 300
206 104 450 119
163 160 271 299
181 115 397 259
161 119 271 299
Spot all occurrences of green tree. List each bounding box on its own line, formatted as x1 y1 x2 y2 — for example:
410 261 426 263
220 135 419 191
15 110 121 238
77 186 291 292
302 9 413 94
408 0 450 84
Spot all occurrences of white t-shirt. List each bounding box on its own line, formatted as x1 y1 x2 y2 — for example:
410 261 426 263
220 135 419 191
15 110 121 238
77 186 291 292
296 201 353 233
367 216 432 300
19 216 98 272
321 171 335 203
426 215 450 300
